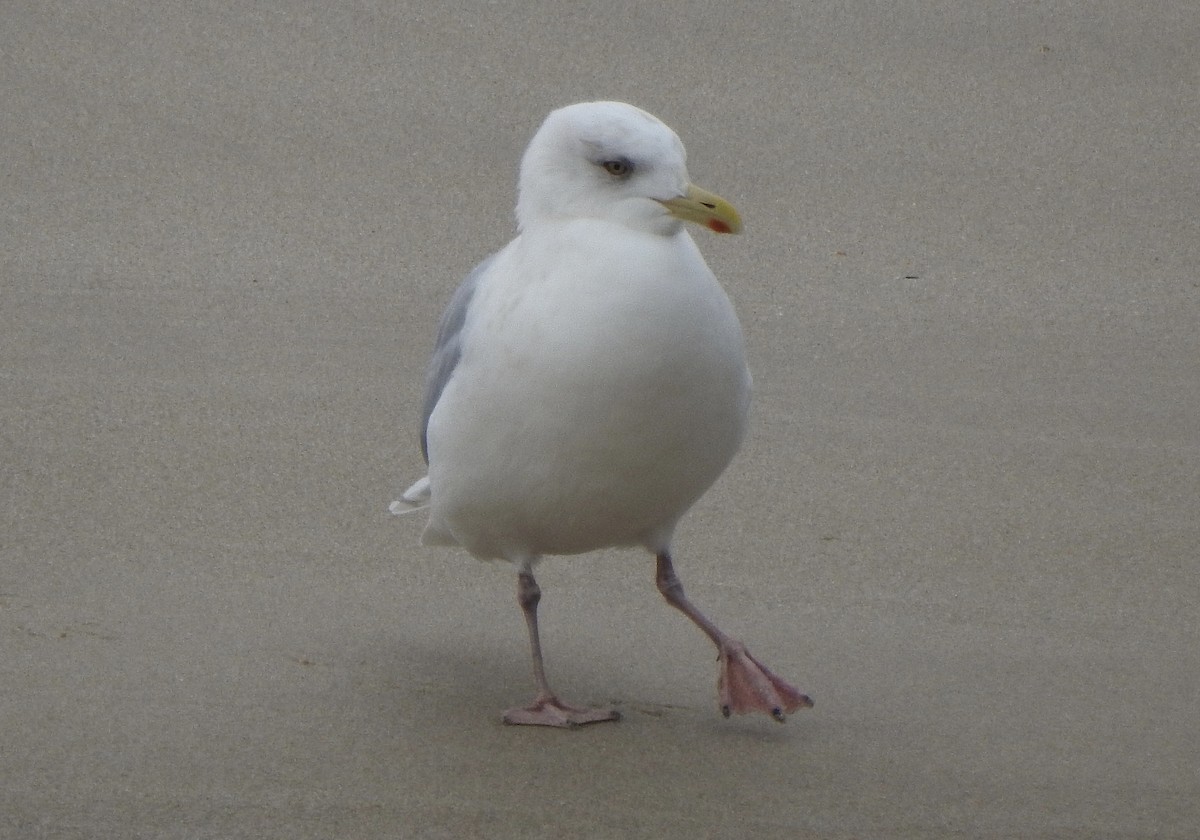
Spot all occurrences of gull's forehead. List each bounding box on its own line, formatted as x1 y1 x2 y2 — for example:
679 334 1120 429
553 102 685 163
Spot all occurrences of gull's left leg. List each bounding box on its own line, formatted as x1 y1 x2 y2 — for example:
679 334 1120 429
502 567 620 728
655 551 813 721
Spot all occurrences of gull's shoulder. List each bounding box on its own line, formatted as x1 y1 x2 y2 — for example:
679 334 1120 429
418 251 501 462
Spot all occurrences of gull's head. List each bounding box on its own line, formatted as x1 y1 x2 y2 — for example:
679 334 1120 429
515 101 741 237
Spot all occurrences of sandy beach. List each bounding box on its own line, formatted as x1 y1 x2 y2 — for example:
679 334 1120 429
3 2 1197 837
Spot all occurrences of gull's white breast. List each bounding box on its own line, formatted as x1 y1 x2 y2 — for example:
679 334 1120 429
422 219 750 561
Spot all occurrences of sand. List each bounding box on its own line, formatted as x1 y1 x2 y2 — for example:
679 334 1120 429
3 2 1197 837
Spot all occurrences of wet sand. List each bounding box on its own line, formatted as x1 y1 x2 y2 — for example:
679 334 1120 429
3 3 1197 837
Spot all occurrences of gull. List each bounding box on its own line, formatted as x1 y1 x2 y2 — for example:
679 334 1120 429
393 101 812 727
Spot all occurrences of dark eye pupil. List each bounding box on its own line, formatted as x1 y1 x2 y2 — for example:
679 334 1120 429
603 159 632 177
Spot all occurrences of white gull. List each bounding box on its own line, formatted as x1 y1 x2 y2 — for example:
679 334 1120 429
393 101 811 727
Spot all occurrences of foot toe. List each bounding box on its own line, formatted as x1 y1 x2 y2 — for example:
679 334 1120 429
718 642 812 721
502 697 620 728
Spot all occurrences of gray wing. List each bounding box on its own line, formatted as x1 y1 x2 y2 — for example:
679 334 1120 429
419 253 496 463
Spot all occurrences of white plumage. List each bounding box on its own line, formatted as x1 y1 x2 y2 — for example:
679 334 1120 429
395 101 810 727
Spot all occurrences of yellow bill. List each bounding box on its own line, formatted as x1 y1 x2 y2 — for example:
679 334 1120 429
657 183 743 234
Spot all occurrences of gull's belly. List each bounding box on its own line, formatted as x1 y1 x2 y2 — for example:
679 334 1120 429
425 231 750 559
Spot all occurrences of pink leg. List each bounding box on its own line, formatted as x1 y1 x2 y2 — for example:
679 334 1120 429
656 552 812 721
502 570 620 728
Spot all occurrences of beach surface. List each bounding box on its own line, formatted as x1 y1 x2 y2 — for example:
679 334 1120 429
3 3 1197 837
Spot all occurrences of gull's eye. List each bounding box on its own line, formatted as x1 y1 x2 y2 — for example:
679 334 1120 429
601 158 634 178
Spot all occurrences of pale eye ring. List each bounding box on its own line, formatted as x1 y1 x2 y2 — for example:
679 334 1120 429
601 158 634 178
